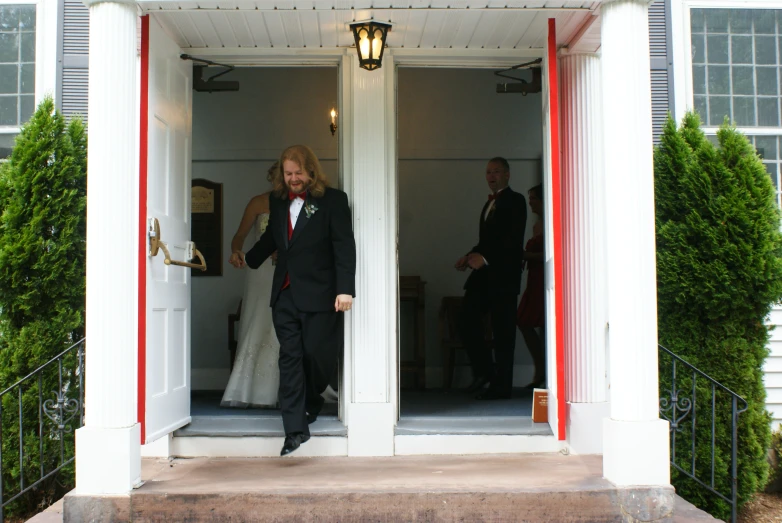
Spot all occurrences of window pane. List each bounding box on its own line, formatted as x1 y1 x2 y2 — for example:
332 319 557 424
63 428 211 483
20 63 33 94
0 96 17 125
0 6 19 32
757 67 779 96
730 10 753 34
692 9 706 33
20 32 34 63
709 96 731 125
734 96 756 125
708 66 730 94
707 35 729 63
756 36 777 65
19 94 33 124
692 34 706 63
693 66 706 95
764 163 779 191
18 6 35 31
733 66 754 95
694 96 708 122
0 64 17 94
731 35 752 64
758 98 780 126
754 10 777 35
706 9 730 33
756 136 778 159
0 33 19 63
0 133 15 159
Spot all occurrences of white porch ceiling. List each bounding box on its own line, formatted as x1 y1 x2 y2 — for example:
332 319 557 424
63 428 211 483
139 1 600 51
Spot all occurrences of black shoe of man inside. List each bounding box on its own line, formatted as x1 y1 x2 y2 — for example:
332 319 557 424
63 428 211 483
280 433 311 456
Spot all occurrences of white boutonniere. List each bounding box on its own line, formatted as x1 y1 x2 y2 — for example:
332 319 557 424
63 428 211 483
304 201 318 218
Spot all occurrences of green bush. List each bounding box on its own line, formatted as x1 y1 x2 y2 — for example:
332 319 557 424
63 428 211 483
655 112 782 520
0 97 86 518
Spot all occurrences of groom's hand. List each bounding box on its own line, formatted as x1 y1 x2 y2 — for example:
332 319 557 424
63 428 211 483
335 294 352 312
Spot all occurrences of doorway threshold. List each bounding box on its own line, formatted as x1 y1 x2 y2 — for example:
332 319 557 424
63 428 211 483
174 416 346 437
396 416 552 436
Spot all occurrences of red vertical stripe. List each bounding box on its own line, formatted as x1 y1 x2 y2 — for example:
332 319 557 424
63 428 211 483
138 15 150 444
548 18 566 441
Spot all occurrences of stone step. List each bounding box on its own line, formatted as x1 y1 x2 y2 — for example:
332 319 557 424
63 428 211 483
63 454 715 522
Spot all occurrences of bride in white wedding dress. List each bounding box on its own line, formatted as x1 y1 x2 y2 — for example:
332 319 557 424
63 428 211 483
221 172 280 408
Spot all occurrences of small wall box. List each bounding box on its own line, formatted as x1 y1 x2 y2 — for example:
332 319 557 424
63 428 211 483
532 388 548 423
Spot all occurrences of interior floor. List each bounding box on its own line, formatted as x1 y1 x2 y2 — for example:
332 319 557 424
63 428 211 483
400 388 533 418
177 388 550 438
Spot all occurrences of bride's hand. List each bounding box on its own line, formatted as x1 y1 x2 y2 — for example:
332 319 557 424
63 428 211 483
229 250 245 268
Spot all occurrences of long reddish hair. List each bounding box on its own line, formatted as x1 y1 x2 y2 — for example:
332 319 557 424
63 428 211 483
271 145 329 198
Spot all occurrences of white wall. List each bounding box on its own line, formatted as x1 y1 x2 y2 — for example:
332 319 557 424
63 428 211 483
191 67 339 387
397 67 543 389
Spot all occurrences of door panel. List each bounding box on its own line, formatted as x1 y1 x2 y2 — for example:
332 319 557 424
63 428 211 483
143 15 193 444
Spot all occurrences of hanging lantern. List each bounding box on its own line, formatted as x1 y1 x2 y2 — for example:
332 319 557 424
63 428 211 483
350 21 391 71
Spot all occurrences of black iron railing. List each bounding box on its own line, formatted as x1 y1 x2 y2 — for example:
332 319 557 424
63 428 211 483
0 338 84 521
658 344 748 523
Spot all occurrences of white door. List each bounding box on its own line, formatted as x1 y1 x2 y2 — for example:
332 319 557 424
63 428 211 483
542 18 564 441
143 15 193 443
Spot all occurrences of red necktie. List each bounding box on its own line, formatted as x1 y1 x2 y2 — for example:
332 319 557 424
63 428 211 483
487 193 498 201
282 193 304 289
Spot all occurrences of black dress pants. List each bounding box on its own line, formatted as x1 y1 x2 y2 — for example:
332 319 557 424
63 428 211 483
272 289 340 437
460 290 518 395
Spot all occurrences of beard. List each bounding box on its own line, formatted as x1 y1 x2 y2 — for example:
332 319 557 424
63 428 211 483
286 178 311 194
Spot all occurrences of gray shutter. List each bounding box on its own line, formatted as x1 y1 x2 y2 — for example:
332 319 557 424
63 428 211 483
57 0 89 123
648 0 674 144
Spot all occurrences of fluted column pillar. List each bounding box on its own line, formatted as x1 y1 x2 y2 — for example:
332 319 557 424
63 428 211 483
341 50 396 456
75 0 141 494
559 52 610 454
600 0 670 486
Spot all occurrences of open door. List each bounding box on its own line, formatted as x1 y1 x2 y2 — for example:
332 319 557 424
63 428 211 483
139 15 193 444
543 18 566 441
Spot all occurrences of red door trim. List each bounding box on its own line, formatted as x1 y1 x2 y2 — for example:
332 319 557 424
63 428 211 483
547 17 566 441
138 14 150 444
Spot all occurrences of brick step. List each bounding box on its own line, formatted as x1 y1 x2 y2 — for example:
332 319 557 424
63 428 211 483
63 454 713 522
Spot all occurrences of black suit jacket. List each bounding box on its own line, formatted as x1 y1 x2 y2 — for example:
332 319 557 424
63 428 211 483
244 187 357 312
464 187 527 296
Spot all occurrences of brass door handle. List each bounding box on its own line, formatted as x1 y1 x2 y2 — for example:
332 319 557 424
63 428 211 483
148 218 207 272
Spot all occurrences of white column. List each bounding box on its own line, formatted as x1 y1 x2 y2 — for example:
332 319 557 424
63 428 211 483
559 52 610 455
75 0 141 494
601 0 669 486
342 51 397 456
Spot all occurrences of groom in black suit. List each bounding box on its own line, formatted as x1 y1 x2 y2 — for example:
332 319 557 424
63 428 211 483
241 145 356 456
455 157 527 400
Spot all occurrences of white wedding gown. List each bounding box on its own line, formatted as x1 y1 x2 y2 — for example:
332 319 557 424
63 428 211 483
221 213 280 408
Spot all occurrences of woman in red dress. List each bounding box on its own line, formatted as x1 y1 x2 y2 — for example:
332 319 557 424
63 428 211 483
516 184 545 389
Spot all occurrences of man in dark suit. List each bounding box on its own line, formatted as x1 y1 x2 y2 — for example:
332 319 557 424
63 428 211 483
455 157 527 400
240 145 356 456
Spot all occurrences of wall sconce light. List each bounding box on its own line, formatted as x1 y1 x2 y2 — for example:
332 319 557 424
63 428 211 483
329 108 338 136
350 21 392 71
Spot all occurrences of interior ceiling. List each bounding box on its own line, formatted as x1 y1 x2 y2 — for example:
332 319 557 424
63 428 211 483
140 1 601 52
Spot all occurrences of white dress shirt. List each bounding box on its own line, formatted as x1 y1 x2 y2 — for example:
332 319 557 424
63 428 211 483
290 195 305 229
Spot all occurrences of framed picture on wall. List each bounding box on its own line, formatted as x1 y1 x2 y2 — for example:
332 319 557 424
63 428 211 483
191 179 223 277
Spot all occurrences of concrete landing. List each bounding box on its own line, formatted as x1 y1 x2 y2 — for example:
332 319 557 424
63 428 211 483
61 454 713 522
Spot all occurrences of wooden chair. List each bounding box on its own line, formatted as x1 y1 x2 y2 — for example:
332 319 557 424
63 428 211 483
439 296 493 390
400 276 426 390
227 300 242 371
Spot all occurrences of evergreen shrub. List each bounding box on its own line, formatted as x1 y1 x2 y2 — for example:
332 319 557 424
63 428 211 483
655 112 782 519
0 97 86 518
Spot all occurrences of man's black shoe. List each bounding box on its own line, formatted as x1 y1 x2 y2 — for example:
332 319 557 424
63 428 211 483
465 375 490 394
306 411 318 424
280 433 310 456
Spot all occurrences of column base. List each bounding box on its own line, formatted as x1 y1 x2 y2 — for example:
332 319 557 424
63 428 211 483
141 432 172 458
76 424 141 494
603 418 670 486
347 403 394 456
567 401 610 454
